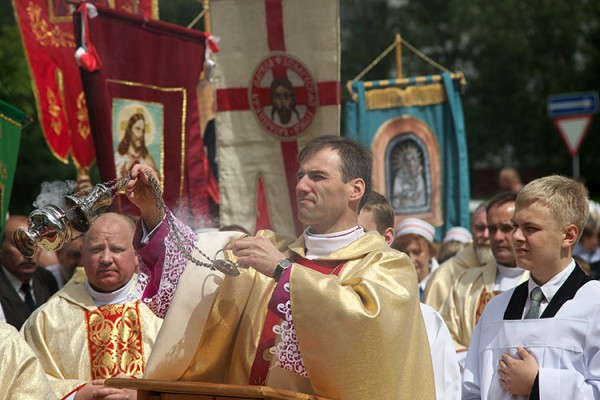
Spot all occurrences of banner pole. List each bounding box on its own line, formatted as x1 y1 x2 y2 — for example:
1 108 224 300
204 0 211 33
395 33 402 80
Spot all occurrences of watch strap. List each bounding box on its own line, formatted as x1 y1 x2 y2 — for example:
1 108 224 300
273 259 292 282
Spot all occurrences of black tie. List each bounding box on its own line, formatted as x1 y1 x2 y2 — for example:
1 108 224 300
21 282 36 312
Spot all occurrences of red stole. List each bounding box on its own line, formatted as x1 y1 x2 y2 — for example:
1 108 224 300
248 256 345 385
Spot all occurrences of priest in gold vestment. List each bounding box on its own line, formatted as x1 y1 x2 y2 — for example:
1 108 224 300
440 193 527 367
422 203 493 312
126 136 435 400
21 213 163 400
0 321 56 400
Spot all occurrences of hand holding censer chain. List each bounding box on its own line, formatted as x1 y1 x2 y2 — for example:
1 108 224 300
13 172 240 276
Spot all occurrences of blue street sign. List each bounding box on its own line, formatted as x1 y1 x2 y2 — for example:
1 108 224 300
548 92 599 117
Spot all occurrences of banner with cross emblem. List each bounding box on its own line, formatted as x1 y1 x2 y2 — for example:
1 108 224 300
212 0 341 236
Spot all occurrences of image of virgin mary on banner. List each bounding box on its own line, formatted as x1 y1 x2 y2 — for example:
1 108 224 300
345 72 470 239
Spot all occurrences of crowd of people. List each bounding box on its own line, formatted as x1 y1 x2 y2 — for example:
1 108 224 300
2 135 600 399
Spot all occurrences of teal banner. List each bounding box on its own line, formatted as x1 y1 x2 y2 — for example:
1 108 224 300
0 100 30 238
345 72 470 239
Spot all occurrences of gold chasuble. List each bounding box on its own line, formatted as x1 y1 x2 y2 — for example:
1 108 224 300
21 276 163 399
422 244 486 311
440 261 528 351
180 230 435 400
0 322 56 400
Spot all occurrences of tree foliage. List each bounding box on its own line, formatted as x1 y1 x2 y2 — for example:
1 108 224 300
0 7 76 216
390 0 600 187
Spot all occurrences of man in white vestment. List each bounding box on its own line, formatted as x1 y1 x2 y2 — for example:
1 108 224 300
441 192 528 369
359 192 461 400
22 213 163 400
463 175 600 399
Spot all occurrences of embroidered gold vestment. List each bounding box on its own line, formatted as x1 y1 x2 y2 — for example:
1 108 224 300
0 322 56 399
21 276 163 399
440 261 528 351
423 244 486 312
175 230 435 400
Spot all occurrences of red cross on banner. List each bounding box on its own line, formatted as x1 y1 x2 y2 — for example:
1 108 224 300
212 0 341 236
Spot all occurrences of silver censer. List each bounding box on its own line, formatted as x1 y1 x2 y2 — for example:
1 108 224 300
13 173 240 276
13 184 113 258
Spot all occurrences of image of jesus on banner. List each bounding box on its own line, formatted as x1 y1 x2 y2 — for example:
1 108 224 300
250 53 318 140
112 99 163 179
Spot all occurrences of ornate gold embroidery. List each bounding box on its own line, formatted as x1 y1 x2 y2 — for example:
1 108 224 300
0 113 24 128
85 303 145 379
47 87 62 135
76 92 91 140
475 288 503 324
119 4 133 14
365 84 447 110
27 2 75 48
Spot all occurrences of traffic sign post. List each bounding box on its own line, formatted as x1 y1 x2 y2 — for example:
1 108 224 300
548 91 599 179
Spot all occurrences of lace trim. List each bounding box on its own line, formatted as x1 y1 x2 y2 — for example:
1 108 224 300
270 282 307 376
133 212 196 318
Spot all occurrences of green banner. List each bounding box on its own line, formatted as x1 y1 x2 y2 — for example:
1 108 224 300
0 100 30 238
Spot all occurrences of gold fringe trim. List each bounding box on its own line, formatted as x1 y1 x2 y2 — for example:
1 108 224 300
365 84 447 110
0 113 24 128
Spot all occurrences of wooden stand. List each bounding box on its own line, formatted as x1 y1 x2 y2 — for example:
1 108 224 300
105 378 331 400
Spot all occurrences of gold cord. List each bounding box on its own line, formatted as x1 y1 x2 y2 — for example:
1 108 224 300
347 36 454 100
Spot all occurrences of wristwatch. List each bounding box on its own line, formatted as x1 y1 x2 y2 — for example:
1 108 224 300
273 258 292 282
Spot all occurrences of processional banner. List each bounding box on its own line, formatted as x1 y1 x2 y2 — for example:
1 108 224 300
211 0 341 236
12 0 158 171
0 100 31 237
345 73 470 238
74 4 212 225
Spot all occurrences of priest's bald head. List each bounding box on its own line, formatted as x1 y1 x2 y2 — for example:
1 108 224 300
81 212 138 293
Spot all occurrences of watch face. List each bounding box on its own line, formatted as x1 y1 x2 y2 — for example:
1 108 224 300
279 259 292 269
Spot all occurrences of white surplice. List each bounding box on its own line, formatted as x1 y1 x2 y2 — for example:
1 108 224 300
421 303 462 400
463 270 600 400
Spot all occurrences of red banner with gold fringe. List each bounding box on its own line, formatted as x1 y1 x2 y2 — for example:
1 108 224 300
12 0 158 170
